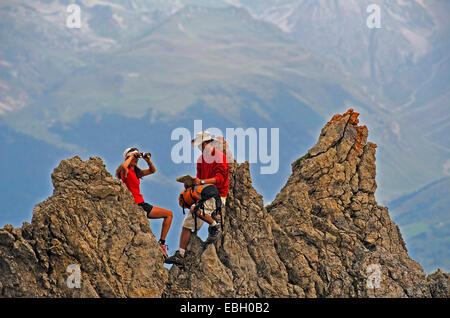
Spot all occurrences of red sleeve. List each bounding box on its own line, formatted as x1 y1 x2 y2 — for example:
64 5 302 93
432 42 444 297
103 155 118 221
196 160 201 179
214 154 228 185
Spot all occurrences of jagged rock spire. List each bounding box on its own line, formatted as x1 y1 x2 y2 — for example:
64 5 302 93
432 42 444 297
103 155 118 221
1 110 448 297
0 156 168 297
268 108 430 297
165 162 294 297
165 109 446 297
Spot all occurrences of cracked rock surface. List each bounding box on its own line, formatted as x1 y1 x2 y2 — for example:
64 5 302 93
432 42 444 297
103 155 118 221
0 156 168 297
1 109 448 298
165 109 448 298
267 109 432 297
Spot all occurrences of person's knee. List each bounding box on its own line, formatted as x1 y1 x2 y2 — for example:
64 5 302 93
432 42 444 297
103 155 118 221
182 226 192 233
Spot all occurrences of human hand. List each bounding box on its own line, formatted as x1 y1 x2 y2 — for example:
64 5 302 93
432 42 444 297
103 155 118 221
142 152 151 163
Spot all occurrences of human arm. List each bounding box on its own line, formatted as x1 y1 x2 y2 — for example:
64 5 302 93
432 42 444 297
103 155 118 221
193 158 203 185
193 177 216 185
194 154 227 186
120 153 137 179
141 153 156 176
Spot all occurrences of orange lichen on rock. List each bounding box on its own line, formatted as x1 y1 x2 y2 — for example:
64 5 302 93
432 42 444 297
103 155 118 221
349 111 360 125
325 108 362 128
326 108 369 153
325 108 354 127
355 125 368 153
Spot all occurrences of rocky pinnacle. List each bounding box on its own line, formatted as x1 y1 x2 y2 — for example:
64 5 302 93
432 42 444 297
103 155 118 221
0 109 448 297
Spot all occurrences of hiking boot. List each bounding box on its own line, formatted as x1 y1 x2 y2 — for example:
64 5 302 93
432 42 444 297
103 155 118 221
205 224 221 244
164 250 184 266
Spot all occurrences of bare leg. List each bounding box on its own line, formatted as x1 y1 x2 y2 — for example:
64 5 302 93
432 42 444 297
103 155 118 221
148 206 173 241
180 227 192 250
179 208 215 250
196 211 214 224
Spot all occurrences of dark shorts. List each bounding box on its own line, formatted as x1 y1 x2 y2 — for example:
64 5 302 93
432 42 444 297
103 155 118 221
138 202 153 216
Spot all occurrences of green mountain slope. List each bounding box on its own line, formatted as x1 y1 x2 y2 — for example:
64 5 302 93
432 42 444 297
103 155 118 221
1 4 373 145
0 1 448 204
389 177 450 273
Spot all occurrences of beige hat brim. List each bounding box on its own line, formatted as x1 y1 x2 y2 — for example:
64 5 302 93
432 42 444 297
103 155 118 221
191 136 213 147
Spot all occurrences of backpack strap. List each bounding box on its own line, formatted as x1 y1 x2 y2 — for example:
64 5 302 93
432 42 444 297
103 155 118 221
214 196 223 232
191 201 204 234
180 193 189 215
194 211 197 235
190 192 221 234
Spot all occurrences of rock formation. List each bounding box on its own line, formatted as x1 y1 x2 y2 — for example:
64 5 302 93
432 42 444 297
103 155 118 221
1 109 448 297
165 161 294 297
0 157 168 297
266 109 431 297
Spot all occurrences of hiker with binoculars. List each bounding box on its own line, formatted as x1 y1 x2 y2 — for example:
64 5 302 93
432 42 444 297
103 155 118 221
116 147 173 258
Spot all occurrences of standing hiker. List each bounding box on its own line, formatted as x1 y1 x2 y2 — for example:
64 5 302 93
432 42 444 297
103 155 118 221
116 147 173 258
165 131 229 266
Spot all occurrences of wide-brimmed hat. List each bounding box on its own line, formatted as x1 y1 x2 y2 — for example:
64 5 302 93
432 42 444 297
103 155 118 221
191 131 214 147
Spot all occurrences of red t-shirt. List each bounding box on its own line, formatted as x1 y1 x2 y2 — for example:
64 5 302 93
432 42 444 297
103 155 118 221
121 167 144 204
196 147 229 197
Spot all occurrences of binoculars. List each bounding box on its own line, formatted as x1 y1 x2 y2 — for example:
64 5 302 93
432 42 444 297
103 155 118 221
134 152 151 159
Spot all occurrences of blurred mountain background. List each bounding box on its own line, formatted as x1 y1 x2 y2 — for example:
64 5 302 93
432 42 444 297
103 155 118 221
0 0 448 273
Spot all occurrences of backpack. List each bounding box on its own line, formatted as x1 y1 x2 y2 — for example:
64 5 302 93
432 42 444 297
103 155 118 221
179 184 223 234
